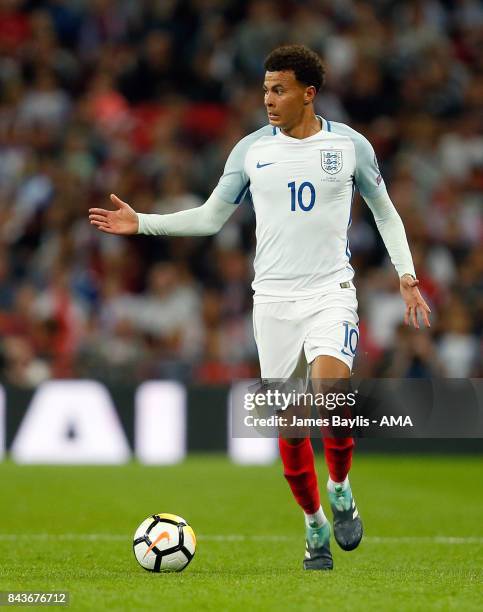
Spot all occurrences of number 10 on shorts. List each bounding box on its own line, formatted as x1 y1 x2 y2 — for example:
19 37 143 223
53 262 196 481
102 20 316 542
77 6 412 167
342 321 359 357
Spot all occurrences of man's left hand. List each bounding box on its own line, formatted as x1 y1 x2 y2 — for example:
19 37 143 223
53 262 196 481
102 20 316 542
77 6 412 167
400 274 431 329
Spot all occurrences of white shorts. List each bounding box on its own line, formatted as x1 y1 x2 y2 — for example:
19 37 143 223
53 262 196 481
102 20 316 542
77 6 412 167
253 282 359 379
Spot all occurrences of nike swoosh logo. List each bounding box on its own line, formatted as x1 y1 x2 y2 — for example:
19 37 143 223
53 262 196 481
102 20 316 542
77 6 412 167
143 531 170 558
256 161 275 168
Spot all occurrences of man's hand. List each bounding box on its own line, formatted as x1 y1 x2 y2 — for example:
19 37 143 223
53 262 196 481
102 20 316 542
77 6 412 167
89 194 139 235
400 274 431 329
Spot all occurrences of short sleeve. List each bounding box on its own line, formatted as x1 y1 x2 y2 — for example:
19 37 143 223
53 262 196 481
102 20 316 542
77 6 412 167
353 134 387 200
213 125 272 205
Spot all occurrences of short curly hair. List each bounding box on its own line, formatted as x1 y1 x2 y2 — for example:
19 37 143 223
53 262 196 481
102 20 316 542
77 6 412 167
264 45 326 92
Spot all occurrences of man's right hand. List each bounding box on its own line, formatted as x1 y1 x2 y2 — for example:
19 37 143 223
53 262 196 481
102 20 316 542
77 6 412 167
89 194 139 235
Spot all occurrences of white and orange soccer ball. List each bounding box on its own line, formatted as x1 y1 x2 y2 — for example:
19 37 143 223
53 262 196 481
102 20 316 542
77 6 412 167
133 513 196 572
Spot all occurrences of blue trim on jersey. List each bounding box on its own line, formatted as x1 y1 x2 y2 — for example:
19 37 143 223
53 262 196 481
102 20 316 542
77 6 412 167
345 181 355 258
247 188 254 210
272 126 276 135
234 180 250 204
326 120 332 132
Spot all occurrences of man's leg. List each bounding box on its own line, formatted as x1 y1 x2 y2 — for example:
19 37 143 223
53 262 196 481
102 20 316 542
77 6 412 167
278 389 333 570
253 302 332 569
279 430 333 570
311 356 354 484
311 355 363 551
278 436 320 516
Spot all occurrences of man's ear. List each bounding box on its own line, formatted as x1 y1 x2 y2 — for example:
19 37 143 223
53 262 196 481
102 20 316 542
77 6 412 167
303 85 316 106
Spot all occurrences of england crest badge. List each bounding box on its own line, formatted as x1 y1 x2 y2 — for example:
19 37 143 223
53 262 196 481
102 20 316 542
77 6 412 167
321 150 343 174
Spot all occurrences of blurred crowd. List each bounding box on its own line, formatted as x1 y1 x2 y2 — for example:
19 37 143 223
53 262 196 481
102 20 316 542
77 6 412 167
0 0 481 386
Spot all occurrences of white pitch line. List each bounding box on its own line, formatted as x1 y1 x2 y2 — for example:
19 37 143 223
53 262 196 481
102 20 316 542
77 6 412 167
0 534 482 544
365 536 483 544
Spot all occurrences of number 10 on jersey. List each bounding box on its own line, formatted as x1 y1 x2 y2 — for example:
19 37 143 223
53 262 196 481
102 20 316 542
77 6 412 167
288 181 316 211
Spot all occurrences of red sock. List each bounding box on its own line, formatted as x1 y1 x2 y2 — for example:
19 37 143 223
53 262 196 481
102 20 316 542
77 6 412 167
278 437 320 514
323 437 354 482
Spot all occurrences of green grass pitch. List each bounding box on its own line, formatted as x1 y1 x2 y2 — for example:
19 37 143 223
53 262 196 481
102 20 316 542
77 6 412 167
0 454 482 611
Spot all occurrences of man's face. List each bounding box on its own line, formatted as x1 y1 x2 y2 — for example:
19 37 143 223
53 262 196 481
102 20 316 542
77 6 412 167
263 70 314 130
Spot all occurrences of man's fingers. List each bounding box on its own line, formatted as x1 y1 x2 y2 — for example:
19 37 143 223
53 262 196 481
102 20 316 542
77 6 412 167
403 285 431 329
406 300 431 329
110 193 128 209
421 307 431 328
411 306 419 329
88 208 108 216
89 214 109 223
90 220 112 231
95 225 116 233
418 300 431 327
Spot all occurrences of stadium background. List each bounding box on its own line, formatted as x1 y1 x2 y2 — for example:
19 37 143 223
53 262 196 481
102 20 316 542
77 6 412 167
0 0 481 390
0 2 482 610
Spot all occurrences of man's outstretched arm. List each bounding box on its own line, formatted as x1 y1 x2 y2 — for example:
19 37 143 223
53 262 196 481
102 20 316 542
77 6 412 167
89 192 237 236
90 128 266 236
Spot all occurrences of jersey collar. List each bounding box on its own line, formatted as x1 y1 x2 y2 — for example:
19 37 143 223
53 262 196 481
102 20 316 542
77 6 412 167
275 115 327 142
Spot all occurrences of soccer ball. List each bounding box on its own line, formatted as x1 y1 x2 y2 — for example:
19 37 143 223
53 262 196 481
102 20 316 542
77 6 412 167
133 513 196 572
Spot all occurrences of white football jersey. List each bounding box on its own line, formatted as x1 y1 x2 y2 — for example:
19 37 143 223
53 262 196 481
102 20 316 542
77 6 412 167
214 117 387 303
